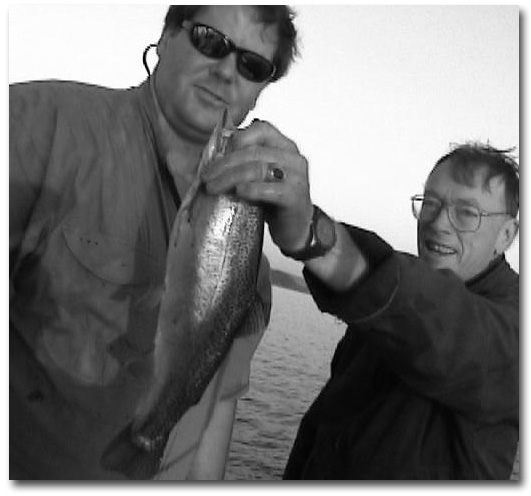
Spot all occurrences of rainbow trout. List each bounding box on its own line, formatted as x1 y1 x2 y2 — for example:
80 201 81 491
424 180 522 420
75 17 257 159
101 109 265 479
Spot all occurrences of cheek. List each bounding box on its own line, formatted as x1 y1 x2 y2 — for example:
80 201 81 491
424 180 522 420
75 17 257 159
157 44 196 89
460 234 493 267
155 61 192 109
458 235 479 261
416 224 424 251
156 60 177 95
232 87 264 124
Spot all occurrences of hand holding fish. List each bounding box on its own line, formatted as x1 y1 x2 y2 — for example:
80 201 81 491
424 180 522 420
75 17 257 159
202 118 369 292
202 119 314 255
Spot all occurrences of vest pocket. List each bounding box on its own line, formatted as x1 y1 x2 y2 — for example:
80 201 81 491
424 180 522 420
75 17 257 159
35 224 162 387
62 225 160 286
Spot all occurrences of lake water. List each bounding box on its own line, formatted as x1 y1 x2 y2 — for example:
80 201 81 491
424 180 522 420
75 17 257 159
225 286 345 480
225 286 520 481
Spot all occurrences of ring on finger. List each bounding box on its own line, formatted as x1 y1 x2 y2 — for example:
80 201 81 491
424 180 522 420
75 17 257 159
265 163 285 182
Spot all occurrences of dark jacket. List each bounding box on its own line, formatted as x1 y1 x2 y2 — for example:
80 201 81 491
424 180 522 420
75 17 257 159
284 225 519 480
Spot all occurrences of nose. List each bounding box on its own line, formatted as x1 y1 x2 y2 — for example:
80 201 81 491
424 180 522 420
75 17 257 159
429 205 453 232
210 53 238 82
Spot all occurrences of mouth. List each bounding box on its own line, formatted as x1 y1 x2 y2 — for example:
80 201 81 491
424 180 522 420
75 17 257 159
195 85 229 107
423 239 458 257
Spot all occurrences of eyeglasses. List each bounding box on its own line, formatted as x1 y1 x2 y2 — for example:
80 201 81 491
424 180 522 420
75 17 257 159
181 21 276 83
411 194 511 233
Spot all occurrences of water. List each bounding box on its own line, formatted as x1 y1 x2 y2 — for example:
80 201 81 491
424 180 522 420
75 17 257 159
225 286 345 480
225 286 520 481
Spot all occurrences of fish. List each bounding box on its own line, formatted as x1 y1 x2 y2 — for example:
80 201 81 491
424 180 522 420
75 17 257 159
101 109 265 479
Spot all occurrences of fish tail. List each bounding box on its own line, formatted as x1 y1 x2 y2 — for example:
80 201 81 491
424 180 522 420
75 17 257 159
100 423 165 480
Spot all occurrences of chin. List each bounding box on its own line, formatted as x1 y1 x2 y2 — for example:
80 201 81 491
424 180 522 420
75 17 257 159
420 252 455 273
431 261 455 272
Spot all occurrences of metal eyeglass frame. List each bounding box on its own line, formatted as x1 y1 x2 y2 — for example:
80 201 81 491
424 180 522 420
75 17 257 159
410 194 511 233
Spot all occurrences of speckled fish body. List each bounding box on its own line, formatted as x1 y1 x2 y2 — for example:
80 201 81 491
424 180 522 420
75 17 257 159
101 110 264 478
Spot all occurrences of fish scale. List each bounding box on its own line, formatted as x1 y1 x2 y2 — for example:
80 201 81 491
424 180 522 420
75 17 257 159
101 109 265 479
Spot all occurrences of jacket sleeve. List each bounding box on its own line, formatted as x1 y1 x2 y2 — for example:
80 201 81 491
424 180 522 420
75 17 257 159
304 224 519 420
9 83 54 277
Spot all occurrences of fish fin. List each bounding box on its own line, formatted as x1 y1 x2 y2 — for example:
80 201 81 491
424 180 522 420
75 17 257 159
235 294 268 338
100 424 165 480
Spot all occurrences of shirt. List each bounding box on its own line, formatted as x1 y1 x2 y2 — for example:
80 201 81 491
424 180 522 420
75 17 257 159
9 79 271 480
284 225 519 480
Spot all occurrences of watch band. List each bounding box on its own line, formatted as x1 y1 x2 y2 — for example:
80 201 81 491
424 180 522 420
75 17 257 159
281 205 337 262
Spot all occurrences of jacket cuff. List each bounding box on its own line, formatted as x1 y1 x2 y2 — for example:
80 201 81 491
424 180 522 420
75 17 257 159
303 224 399 324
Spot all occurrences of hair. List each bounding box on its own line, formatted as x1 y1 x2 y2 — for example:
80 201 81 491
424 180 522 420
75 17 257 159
432 142 519 217
162 5 298 82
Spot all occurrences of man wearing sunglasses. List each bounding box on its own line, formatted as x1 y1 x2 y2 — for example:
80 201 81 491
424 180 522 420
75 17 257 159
245 142 517 480
10 5 303 480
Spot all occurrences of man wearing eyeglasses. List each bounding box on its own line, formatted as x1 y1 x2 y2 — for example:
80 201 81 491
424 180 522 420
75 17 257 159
262 142 518 480
10 5 305 480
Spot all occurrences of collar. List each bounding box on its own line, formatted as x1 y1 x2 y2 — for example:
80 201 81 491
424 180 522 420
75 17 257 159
465 254 507 289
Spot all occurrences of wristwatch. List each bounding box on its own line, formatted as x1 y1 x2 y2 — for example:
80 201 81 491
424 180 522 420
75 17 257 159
281 205 337 261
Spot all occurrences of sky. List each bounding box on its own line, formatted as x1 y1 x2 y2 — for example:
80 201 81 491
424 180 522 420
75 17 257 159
7 3 520 276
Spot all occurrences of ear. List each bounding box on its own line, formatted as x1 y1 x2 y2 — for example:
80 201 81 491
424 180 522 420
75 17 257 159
156 31 172 56
494 217 519 255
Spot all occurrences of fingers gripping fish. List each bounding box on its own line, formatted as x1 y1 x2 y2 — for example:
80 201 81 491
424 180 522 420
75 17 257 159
101 109 265 479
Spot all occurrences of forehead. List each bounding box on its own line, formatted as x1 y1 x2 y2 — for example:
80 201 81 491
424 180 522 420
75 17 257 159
195 5 279 53
426 160 507 206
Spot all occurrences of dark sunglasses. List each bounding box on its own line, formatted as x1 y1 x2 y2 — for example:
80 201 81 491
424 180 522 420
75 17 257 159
182 20 276 83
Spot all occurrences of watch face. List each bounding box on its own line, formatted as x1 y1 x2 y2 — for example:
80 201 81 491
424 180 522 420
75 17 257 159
315 212 336 249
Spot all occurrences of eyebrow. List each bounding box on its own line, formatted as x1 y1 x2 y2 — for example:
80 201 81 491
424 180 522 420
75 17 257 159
423 189 482 207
